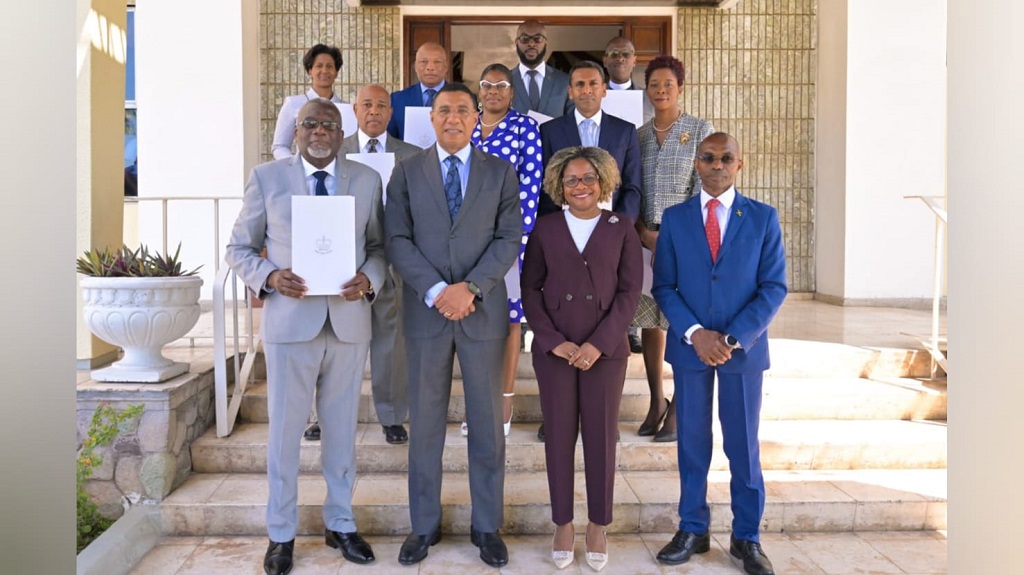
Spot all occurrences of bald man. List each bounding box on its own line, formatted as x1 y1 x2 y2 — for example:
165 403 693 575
388 42 449 140
602 36 654 125
510 20 571 118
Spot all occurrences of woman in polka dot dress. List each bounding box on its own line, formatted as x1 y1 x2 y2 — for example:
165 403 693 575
463 62 543 437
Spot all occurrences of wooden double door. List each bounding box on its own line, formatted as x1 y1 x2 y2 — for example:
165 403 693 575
404 16 672 86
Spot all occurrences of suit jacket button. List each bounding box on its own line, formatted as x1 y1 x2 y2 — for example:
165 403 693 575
585 294 593 301
565 294 573 301
712 275 718 280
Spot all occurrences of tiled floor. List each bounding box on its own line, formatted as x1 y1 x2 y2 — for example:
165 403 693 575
131 531 947 574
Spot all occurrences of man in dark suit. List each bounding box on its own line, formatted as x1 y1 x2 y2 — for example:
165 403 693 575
226 99 385 574
510 20 571 118
384 83 522 568
603 36 654 125
651 133 787 575
387 42 448 140
343 83 420 445
538 60 642 223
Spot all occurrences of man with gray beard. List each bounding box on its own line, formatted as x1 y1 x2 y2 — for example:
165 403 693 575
226 98 385 574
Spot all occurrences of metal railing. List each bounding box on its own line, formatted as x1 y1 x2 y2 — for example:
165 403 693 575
905 195 947 378
212 265 261 437
125 195 256 436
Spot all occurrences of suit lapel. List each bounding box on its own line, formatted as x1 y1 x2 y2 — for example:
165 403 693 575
418 147 451 223
682 198 715 267
562 116 583 147
455 149 485 227
580 211 613 262
334 159 352 197
717 192 748 263
288 155 308 198
539 64 557 110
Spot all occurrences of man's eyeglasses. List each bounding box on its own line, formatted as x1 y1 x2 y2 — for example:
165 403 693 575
516 33 547 45
697 153 737 165
562 173 600 188
479 80 512 92
605 50 635 59
298 119 340 131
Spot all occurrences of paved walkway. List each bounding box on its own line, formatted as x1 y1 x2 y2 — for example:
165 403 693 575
132 530 947 574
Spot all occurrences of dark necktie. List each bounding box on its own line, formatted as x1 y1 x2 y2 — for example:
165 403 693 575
526 70 541 110
444 155 463 221
424 88 437 107
367 138 379 153
313 170 329 196
705 198 721 262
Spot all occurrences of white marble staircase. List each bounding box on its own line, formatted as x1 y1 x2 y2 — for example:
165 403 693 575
162 336 947 538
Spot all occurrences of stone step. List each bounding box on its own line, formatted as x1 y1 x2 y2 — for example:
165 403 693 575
238 375 946 424
243 340 934 384
160 468 946 536
192 419 947 474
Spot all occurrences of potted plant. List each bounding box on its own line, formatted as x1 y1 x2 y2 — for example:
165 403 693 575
77 243 203 383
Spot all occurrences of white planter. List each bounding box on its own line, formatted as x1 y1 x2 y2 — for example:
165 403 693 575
81 276 203 383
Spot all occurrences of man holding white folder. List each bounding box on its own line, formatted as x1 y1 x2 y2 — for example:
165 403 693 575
226 98 386 574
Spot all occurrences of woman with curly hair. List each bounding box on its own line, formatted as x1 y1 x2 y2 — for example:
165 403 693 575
521 146 642 571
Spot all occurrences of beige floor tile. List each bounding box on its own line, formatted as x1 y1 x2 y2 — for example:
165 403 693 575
162 473 227 504
415 535 500 575
789 533 903 574
499 535 586 575
174 536 270 575
209 474 267 504
129 540 199 574
864 536 947 573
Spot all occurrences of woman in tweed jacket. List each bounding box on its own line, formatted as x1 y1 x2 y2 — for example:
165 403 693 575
633 54 715 442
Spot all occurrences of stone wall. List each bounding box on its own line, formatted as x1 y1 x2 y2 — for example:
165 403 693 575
77 372 215 518
679 0 817 292
260 0 401 163
258 1 816 291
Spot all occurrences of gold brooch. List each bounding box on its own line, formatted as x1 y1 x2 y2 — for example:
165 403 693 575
609 215 619 224
680 132 691 144
736 210 743 217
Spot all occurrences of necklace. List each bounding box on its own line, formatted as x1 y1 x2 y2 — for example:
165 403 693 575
653 111 682 132
480 110 509 128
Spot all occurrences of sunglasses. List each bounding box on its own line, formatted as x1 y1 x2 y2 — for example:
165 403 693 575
298 119 340 131
605 50 635 59
516 33 547 44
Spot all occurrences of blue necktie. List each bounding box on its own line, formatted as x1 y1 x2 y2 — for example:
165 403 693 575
313 170 329 196
444 155 462 221
424 88 437 107
580 118 598 147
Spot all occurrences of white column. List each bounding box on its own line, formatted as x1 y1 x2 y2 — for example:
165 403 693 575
76 0 127 365
135 0 259 299
816 0 946 304
948 0 1023 570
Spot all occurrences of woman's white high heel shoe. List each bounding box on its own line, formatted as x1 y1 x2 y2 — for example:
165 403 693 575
551 525 574 569
503 392 515 437
585 529 608 572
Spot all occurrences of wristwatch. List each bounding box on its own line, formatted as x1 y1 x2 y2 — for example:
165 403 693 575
723 334 741 349
467 281 482 299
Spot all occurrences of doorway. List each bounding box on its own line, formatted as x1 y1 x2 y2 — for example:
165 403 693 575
403 17 672 88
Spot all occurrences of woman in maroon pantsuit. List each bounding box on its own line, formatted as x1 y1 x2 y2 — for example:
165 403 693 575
521 146 642 571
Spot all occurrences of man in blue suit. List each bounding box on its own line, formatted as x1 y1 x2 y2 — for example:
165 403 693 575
387 42 448 141
651 132 786 575
537 60 641 222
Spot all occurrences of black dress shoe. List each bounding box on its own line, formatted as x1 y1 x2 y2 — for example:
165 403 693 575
628 332 643 354
537 423 545 442
656 530 710 565
398 527 442 565
470 527 509 567
304 423 321 441
730 535 775 575
263 539 294 575
653 425 677 443
383 424 408 445
325 529 375 564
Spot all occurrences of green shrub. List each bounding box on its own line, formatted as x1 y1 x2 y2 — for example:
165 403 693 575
77 403 144 553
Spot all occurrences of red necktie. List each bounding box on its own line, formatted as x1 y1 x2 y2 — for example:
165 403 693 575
705 198 721 263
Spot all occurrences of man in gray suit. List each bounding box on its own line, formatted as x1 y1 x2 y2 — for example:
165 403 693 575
225 99 385 574
342 83 419 445
385 83 521 568
511 20 571 118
